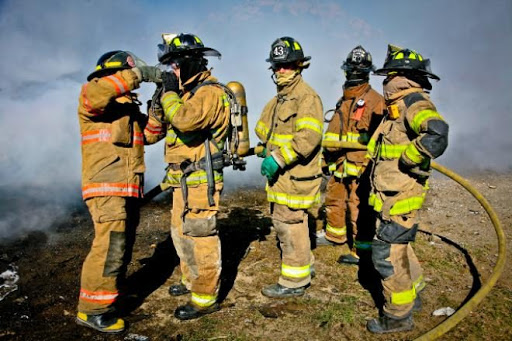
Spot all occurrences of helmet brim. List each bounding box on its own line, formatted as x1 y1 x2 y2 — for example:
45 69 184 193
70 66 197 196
266 55 311 63
159 47 221 63
374 67 440 80
87 67 130 81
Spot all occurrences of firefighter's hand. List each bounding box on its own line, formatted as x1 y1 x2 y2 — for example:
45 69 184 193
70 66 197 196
162 71 179 93
409 165 431 178
256 144 267 158
399 157 431 178
135 66 162 83
261 156 280 181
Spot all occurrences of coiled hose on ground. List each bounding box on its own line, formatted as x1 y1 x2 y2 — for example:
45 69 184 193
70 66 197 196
321 140 506 340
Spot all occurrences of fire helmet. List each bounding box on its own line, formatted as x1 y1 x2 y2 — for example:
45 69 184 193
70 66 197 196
341 45 375 73
87 50 146 81
374 44 440 80
157 33 221 83
266 36 311 68
157 33 221 63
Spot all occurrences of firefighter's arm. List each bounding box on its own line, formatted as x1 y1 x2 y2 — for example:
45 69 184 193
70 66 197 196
79 69 141 116
323 111 342 153
254 100 275 144
272 94 323 168
162 86 220 133
144 87 167 145
401 102 449 168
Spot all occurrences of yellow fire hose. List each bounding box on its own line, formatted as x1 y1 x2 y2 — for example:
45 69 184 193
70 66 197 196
322 140 506 340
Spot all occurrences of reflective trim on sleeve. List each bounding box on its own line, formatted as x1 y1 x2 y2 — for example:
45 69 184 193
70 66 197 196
162 92 183 122
295 117 323 134
133 132 144 145
268 133 293 146
323 132 340 141
411 109 444 134
326 223 346 237
266 185 321 209
413 275 426 293
342 160 363 178
366 138 377 159
391 286 416 305
81 129 112 145
255 120 269 138
404 143 424 164
145 121 163 134
280 143 298 165
104 74 129 96
191 292 217 308
165 169 223 186
281 263 310 279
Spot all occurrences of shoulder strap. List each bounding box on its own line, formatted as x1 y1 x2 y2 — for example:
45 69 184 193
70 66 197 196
403 92 426 108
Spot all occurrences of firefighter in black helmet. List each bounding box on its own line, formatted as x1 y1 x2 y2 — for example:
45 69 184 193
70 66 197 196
144 33 232 320
318 45 386 269
255 36 323 298
365 45 448 334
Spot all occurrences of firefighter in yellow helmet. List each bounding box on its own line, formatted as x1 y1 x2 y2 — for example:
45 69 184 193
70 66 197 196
255 36 323 297
365 45 449 333
76 51 161 333
144 33 229 320
319 45 386 266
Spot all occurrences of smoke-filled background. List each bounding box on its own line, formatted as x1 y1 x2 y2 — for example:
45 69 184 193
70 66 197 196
0 0 511 239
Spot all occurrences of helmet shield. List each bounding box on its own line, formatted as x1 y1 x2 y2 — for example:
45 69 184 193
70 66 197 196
341 45 375 73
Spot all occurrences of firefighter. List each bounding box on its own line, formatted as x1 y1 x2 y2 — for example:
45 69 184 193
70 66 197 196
76 51 161 333
144 33 229 320
318 46 386 265
256 36 323 298
366 45 449 333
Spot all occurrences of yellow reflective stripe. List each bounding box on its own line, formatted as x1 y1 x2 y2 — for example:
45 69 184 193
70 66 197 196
165 130 183 145
380 143 407 159
255 120 269 138
326 223 346 237
413 275 425 292
391 286 416 305
191 292 216 307
280 143 298 165
366 138 377 157
293 41 301 51
284 40 290 47
343 160 362 177
268 133 293 146
389 196 425 215
328 163 337 172
411 110 443 134
165 170 223 186
405 143 424 164
281 263 310 278
368 193 383 212
173 37 181 46
333 171 343 178
394 52 404 60
266 185 321 209
323 132 340 141
295 118 323 134
346 132 361 143
162 92 183 122
220 94 229 107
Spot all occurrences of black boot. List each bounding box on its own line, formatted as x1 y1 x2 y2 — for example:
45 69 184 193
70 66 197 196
76 312 125 334
367 314 414 334
174 302 220 320
261 283 308 298
169 283 190 296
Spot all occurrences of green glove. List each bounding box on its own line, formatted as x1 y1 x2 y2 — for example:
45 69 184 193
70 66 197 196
261 156 280 181
256 146 267 158
137 66 162 83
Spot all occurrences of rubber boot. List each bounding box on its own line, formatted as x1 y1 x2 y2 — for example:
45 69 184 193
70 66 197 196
168 283 190 296
337 248 359 265
174 302 221 320
76 312 125 334
261 283 308 298
366 314 414 334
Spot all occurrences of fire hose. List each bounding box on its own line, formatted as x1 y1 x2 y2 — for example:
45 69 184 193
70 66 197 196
321 140 506 340
142 141 505 339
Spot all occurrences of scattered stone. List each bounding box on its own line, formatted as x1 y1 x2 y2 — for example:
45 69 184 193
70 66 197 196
124 333 150 341
488 185 497 189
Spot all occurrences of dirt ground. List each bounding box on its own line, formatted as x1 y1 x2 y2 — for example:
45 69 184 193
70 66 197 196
0 171 511 341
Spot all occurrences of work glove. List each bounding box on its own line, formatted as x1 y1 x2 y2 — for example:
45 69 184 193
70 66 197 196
256 143 267 158
261 155 280 181
162 71 180 93
399 156 431 179
135 66 162 83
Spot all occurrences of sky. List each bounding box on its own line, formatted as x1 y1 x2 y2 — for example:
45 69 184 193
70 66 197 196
0 0 511 238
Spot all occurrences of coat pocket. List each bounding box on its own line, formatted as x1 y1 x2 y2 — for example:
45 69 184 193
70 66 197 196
111 115 132 146
88 154 122 182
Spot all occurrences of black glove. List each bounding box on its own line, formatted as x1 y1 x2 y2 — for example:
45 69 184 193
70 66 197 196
162 71 179 93
136 66 162 83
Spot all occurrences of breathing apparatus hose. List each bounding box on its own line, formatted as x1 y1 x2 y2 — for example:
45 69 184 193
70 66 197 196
321 140 506 340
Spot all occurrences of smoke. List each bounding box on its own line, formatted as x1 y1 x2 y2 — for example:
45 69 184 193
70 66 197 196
1 0 511 239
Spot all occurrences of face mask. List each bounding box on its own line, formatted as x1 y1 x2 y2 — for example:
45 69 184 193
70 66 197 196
275 70 297 86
